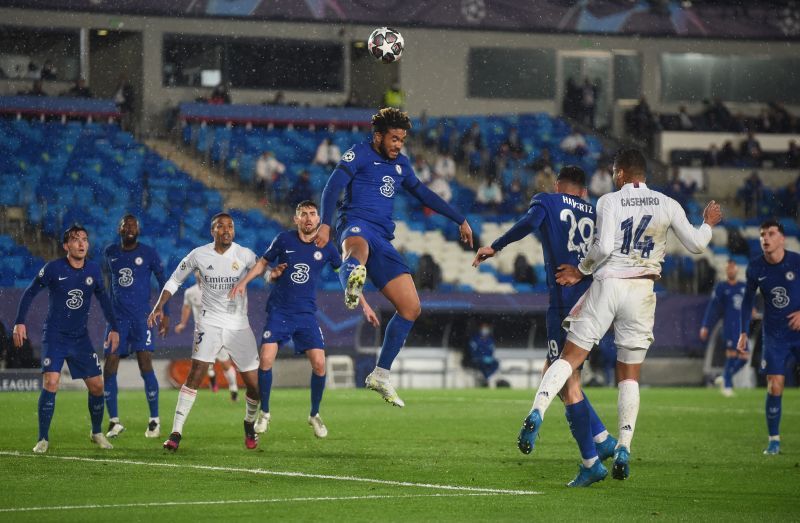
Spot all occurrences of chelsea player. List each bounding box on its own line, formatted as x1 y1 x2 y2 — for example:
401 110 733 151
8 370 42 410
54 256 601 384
13 225 120 453
473 166 616 487
700 259 746 397
103 215 170 439
231 201 379 438
315 108 473 407
738 219 800 455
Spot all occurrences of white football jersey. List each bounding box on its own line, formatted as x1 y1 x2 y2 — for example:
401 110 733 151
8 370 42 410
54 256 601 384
164 242 257 329
578 182 712 280
182 283 202 323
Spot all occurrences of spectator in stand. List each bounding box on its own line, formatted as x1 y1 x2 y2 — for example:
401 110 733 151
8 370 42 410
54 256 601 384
459 122 484 162
255 151 285 201
313 138 341 169
740 131 763 166
631 96 657 139
412 155 432 184
775 179 798 219
414 254 442 291
489 144 511 181
21 79 46 96
737 171 764 218
383 82 405 110
512 254 536 285
503 126 524 157
468 322 500 387
270 91 286 106
589 164 614 199
704 143 721 167
40 60 57 80
665 166 697 212
529 148 552 174
768 101 793 133
563 77 582 120
114 74 135 131
476 177 503 213
786 139 799 169
704 98 732 131
503 179 526 215
533 165 557 195
467 148 484 178
425 172 452 215
66 78 92 98
678 105 694 130
581 77 598 128
25 61 40 80
209 84 231 105
560 130 587 157
434 151 456 180
288 170 314 208
756 108 772 133
719 140 738 166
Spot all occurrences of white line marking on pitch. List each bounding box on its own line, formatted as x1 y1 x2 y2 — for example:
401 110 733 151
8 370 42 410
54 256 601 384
0 493 518 513
0 451 540 496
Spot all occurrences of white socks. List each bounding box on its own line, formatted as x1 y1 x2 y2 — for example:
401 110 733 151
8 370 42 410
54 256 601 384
593 430 609 444
617 379 640 450
531 359 573 419
372 367 390 380
172 385 197 434
245 396 259 423
224 367 239 392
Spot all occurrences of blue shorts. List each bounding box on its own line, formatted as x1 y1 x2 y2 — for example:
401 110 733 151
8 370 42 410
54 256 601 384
337 219 410 290
760 342 800 376
104 318 154 357
261 311 324 354
41 337 102 379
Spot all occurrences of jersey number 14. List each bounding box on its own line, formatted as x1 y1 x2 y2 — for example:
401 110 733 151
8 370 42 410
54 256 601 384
620 215 654 258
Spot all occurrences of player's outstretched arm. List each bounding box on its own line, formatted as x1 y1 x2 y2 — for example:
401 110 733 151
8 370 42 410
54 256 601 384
230 258 270 298
474 206 542 268
148 289 173 329
788 310 800 331
472 246 496 267
669 199 719 254
316 168 351 248
12 324 26 348
403 178 466 229
106 329 120 352
736 332 748 353
360 295 380 327
175 304 192 334
266 263 288 283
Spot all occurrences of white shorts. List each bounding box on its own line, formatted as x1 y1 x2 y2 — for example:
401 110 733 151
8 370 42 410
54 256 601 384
193 324 259 372
564 278 656 364
216 348 231 362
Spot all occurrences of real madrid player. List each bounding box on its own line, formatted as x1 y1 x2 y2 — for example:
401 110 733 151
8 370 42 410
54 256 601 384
102 214 170 439
524 148 721 481
148 213 261 451
738 219 800 455
231 200 379 439
13 225 120 453
316 107 473 407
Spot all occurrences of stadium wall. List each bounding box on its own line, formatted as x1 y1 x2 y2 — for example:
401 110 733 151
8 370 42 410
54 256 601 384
2 8 800 134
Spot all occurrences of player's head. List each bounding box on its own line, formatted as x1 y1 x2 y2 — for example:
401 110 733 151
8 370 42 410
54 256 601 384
479 322 492 337
118 214 139 246
759 218 785 257
210 212 234 247
612 148 647 189
372 107 411 160
725 259 738 281
555 165 587 198
294 200 320 236
62 224 89 260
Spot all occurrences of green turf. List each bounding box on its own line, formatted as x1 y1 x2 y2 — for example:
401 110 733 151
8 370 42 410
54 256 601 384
0 387 797 521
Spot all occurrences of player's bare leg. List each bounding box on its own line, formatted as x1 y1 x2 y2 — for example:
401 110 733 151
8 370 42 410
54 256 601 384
136 351 160 438
103 353 125 438
255 343 279 433
85 375 112 449
239 369 260 449
219 357 239 401
340 236 369 309
306 348 328 438
764 374 785 455
164 359 208 451
611 360 642 480
364 273 421 408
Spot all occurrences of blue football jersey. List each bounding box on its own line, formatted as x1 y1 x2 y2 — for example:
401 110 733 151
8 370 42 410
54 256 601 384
104 243 169 319
742 250 800 347
701 281 745 345
334 141 417 239
493 192 595 308
262 231 341 314
15 258 118 341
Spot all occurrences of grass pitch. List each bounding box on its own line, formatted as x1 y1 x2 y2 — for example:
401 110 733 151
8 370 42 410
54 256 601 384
0 386 797 521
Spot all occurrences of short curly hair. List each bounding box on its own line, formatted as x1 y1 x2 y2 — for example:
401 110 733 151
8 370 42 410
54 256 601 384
372 107 412 134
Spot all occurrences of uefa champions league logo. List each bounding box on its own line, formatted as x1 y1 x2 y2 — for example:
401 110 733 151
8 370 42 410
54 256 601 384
263 330 271 339
342 150 355 162
380 176 395 197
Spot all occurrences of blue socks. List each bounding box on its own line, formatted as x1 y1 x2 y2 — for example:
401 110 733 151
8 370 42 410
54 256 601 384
37 389 56 441
142 371 159 418
258 368 273 414
582 393 607 438
377 313 415 370
565 399 597 460
766 393 782 437
310 373 326 416
338 256 359 291
88 393 105 434
104 373 118 419
723 358 748 388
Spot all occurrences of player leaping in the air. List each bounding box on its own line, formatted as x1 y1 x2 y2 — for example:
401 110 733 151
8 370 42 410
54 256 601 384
738 219 800 455
103 214 170 440
315 107 473 407
148 213 262 451
230 200 380 439
473 166 617 487
13 225 120 453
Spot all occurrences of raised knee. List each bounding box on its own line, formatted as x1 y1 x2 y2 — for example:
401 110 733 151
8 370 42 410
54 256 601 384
400 303 421 321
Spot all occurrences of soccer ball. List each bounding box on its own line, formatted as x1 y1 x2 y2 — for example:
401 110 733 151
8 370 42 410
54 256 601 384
367 27 404 64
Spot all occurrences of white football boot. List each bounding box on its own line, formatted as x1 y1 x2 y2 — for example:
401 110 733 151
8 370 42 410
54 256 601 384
308 414 328 438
